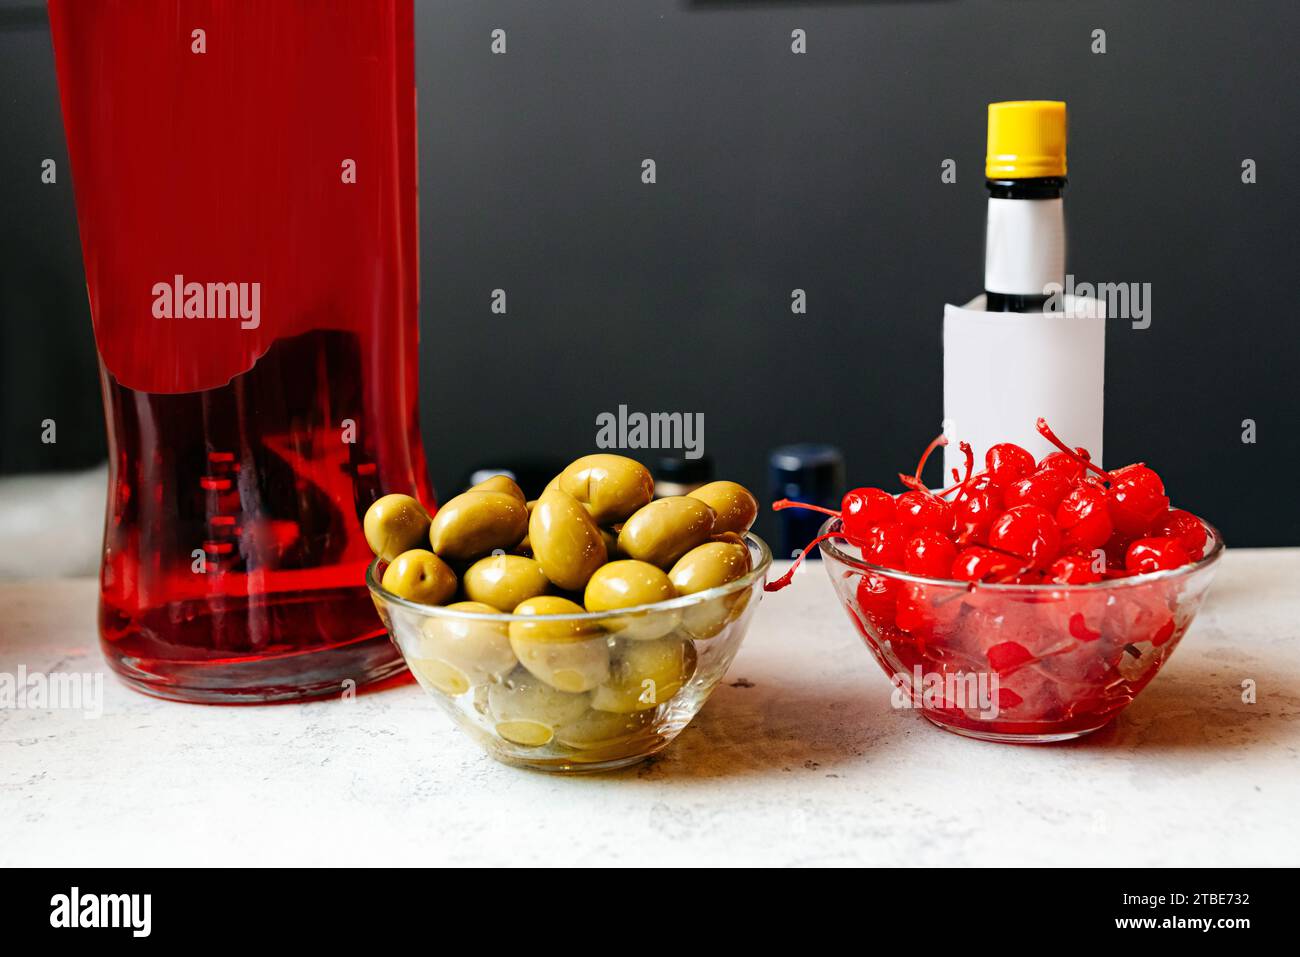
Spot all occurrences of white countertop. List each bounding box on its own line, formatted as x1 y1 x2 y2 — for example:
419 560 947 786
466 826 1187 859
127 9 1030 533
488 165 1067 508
1 550 1297 867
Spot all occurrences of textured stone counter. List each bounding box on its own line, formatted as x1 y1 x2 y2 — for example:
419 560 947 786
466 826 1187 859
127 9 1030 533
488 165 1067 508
1 550 1296 866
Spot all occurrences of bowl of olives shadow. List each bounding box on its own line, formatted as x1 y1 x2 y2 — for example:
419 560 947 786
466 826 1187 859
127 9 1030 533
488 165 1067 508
363 456 772 772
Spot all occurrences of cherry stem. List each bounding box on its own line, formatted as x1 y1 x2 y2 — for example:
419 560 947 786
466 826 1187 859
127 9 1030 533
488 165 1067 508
938 473 974 498
953 441 975 504
938 447 978 500
912 433 948 486
1035 417 1110 482
764 530 852 592
771 498 840 518
898 473 930 493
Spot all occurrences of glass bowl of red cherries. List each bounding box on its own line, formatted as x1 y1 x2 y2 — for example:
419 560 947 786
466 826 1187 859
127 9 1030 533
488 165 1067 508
769 419 1224 743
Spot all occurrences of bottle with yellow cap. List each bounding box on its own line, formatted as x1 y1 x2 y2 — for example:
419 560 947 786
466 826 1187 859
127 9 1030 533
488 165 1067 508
984 100 1067 311
943 97 1104 481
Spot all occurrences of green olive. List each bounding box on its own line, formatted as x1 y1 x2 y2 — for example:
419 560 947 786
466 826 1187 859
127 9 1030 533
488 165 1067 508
617 496 715 568
556 454 654 524
554 706 655 751
363 493 432 562
511 636 609 694
405 601 516 695
508 595 601 639
463 554 550 611
688 481 758 536
488 668 591 747
669 540 752 640
668 541 752 594
590 634 697 714
470 473 526 502
427 490 528 561
528 486 607 591
508 596 611 693
584 560 676 611
584 559 679 640
689 587 751 640
381 549 457 605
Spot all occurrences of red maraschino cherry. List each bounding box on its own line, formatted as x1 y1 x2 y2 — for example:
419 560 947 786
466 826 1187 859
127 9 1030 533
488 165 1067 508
1047 553 1103 585
896 489 954 534
1055 484 1113 552
855 572 898 627
764 418 1208 594
954 482 1002 546
842 487 897 540
1034 418 1170 539
1038 448 1090 482
987 504 1062 571
864 523 909 569
1153 508 1208 558
951 546 1024 583
985 443 1036 486
1125 537 1191 575
1107 464 1170 537
766 487 897 591
902 528 958 579
1003 468 1071 512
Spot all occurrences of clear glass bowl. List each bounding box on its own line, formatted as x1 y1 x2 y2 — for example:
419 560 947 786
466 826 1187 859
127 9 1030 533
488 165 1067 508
367 534 772 771
819 516 1224 743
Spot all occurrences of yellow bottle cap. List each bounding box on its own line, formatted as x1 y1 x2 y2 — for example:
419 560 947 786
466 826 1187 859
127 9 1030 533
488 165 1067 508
986 100 1067 179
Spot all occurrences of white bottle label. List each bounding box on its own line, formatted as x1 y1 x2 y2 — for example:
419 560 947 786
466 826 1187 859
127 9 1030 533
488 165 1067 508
984 197 1065 295
943 295 1106 480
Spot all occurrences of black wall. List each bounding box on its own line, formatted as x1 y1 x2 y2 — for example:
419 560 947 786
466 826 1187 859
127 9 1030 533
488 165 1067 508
2 0 1297 547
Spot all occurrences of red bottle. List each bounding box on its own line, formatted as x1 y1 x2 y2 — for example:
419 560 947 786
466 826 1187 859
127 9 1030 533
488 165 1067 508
48 0 433 701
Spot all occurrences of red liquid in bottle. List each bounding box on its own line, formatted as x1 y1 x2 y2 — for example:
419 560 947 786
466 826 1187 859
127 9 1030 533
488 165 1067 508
49 1 431 701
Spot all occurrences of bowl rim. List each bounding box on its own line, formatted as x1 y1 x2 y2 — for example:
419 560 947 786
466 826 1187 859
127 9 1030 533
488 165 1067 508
817 514 1225 591
366 531 773 621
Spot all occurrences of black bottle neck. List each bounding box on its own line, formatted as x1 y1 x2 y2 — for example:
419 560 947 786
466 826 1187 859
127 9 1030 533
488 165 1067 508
985 176 1067 199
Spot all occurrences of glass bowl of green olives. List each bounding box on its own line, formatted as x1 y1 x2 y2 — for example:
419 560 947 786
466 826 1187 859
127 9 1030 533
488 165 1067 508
362 455 772 772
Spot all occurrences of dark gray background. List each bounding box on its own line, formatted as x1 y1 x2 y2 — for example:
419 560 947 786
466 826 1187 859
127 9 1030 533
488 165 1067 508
2 0 1297 547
